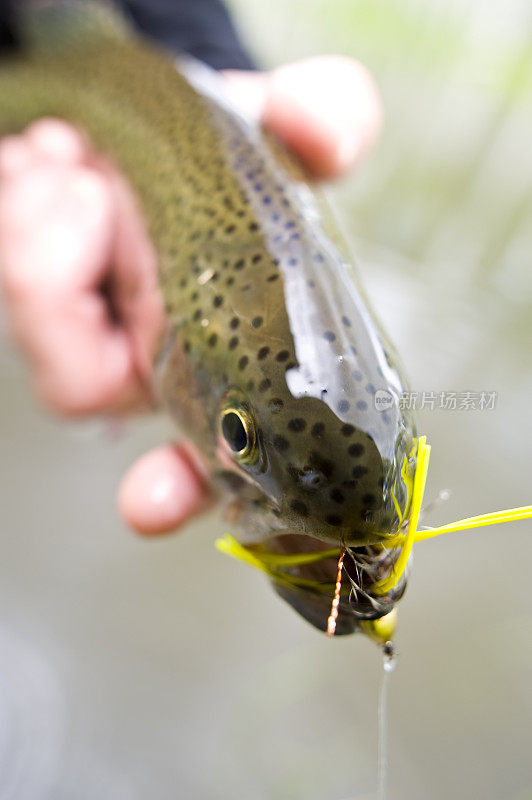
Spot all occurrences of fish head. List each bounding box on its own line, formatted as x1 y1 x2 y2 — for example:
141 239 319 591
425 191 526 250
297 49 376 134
212 290 415 546
216 367 415 546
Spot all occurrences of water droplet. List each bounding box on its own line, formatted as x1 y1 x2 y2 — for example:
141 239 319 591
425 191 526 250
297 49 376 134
382 641 397 673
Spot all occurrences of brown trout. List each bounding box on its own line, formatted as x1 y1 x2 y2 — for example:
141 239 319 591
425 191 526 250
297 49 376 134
1 1 418 640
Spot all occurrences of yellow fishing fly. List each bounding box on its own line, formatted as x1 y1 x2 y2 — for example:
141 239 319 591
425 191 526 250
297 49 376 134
216 437 532 644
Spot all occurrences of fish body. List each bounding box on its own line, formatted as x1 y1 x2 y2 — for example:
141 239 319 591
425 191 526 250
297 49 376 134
1 2 417 636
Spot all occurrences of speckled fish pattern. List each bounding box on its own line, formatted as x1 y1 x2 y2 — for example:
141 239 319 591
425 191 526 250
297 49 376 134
0 2 417 634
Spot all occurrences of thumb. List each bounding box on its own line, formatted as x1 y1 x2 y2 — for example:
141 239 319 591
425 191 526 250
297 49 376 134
118 442 212 535
222 55 382 179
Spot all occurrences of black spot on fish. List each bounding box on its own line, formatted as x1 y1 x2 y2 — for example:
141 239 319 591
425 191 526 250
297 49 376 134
330 488 345 504
207 333 217 348
257 346 269 360
238 355 249 371
338 400 350 414
311 422 325 439
290 499 308 516
259 378 271 392
348 443 365 458
356 400 368 411
230 317 239 330
308 452 334 480
273 434 289 452
267 274 279 282
324 331 336 343
268 398 284 413
352 465 368 478
341 316 352 327
234 259 245 271
229 336 239 350
251 316 263 329
288 418 306 433
341 424 355 437
326 515 343 527
276 350 289 362
213 295 223 308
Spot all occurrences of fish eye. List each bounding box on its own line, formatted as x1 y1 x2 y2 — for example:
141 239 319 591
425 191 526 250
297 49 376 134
220 405 258 464
222 411 248 453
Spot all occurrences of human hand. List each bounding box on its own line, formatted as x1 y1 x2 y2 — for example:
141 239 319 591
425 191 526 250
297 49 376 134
0 56 382 535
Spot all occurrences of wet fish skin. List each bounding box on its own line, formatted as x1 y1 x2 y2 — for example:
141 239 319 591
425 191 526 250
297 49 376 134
0 2 417 633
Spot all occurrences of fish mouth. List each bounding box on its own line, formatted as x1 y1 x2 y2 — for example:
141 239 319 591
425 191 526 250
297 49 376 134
265 535 408 635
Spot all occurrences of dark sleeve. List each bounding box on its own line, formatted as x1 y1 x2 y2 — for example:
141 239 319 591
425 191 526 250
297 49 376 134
0 0 17 53
0 0 257 70
118 0 257 71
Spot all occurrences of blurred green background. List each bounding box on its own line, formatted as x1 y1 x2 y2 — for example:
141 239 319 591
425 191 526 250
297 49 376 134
1 1 531 798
